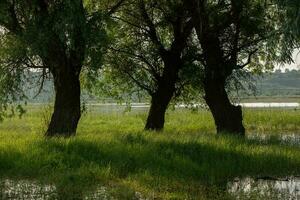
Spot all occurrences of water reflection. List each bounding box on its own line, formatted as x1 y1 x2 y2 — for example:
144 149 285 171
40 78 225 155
0 179 57 199
0 179 114 199
238 102 299 108
228 177 300 199
0 179 145 200
247 134 300 146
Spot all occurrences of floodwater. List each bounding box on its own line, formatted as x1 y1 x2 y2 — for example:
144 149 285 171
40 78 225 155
0 179 111 199
2 177 300 200
88 102 299 111
238 102 299 108
0 179 56 199
228 176 300 199
0 179 145 200
229 133 300 199
248 134 300 146
1 133 299 199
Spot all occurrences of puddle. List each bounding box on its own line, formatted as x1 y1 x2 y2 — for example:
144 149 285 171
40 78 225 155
247 134 300 146
0 179 57 199
281 134 300 145
88 102 300 111
84 186 114 200
228 177 300 199
0 179 145 200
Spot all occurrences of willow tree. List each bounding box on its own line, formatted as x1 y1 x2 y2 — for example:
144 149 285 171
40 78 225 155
185 0 284 135
0 34 25 121
0 0 123 136
103 0 195 130
275 0 300 59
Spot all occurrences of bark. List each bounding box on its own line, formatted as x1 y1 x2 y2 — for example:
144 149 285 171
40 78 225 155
187 0 246 136
45 65 81 137
145 53 179 131
204 76 245 135
199 33 245 136
145 88 174 131
44 1 85 137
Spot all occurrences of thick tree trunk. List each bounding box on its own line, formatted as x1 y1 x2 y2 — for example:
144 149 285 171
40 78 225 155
145 64 177 131
145 91 173 131
45 67 81 137
144 51 181 131
204 76 245 136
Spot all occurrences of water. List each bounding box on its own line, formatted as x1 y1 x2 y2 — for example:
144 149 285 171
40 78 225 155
0 179 56 199
1 133 299 199
88 102 300 110
0 179 145 200
0 179 112 199
171 102 299 108
247 134 300 146
238 102 299 108
3 178 300 200
228 177 300 199
227 133 300 199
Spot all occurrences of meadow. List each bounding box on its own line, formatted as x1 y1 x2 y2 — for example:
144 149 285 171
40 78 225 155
0 105 300 199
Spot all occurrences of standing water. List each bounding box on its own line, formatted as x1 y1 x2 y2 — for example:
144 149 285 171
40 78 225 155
228 176 300 199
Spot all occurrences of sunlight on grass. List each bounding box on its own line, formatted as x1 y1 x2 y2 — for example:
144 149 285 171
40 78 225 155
0 106 299 199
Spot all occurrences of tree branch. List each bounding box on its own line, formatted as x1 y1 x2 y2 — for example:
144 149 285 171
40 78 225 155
236 49 258 69
138 0 166 54
106 0 126 16
109 46 161 82
123 68 154 95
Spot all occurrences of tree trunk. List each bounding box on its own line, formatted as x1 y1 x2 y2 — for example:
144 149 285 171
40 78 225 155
145 91 173 131
45 66 81 137
145 68 176 131
144 51 181 131
204 76 245 136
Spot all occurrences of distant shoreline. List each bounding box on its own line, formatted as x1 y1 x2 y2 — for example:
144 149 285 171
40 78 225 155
24 101 300 109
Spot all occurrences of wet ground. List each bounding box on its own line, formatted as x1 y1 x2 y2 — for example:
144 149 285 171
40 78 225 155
0 179 146 200
1 133 299 199
0 179 57 200
226 134 300 199
228 176 300 199
248 134 300 146
2 177 300 199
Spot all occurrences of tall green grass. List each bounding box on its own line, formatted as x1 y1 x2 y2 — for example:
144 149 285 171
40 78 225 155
0 106 299 199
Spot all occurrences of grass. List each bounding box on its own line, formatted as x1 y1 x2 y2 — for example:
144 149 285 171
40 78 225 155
0 106 300 199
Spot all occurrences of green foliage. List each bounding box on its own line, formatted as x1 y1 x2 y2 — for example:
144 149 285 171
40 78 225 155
83 69 148 103
0 0 115 121
88 0 201 105
0 0 298 119
0 33 27 121
188 0 294 97
89 0 293 105
274 0 300 66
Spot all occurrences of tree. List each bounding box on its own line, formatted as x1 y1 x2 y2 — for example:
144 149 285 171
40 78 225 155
103 0 195 130
0 0 123 136
0 33 26 121
275 0 300 61
186 0 283 135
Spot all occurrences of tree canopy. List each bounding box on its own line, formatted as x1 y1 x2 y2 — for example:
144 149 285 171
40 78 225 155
0 0 299 136
0 0 123 136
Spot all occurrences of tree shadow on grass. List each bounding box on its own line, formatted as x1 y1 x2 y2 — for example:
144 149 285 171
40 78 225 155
0 134 299 199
